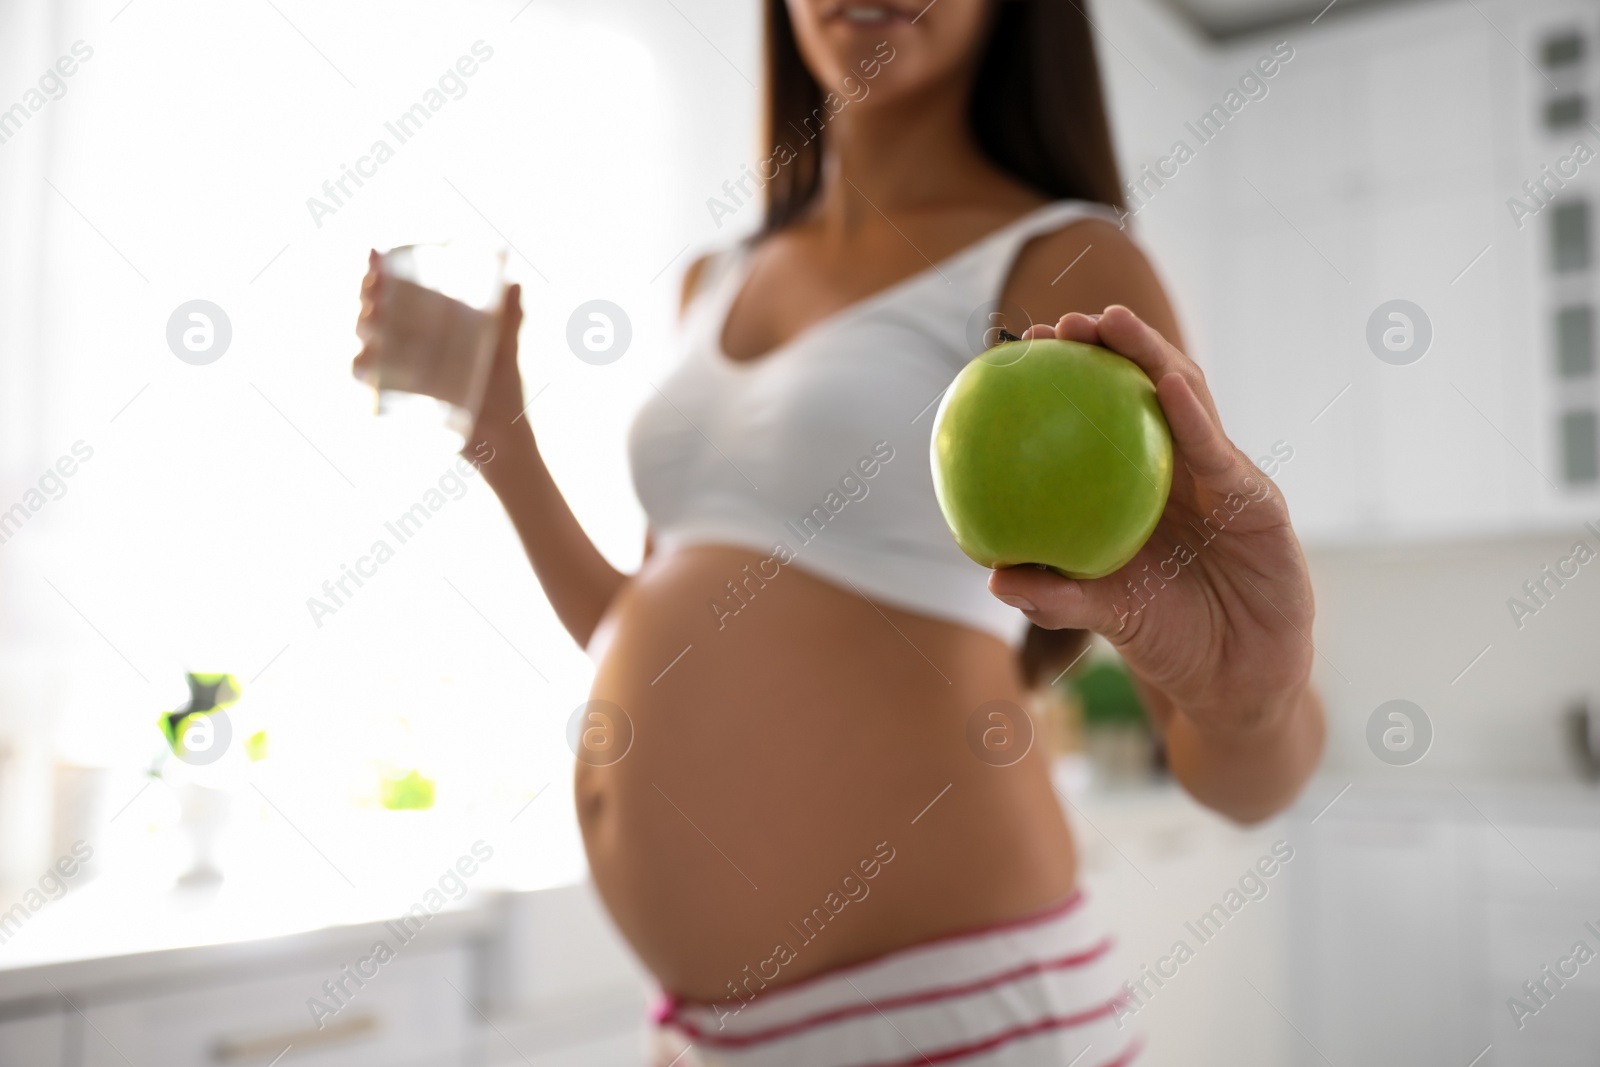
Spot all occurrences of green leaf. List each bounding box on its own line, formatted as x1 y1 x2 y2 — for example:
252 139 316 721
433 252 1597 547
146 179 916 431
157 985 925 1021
379 770 435 811
245 729 270 762
185 672 241 713
158 672 244 756
1069 660 1147 727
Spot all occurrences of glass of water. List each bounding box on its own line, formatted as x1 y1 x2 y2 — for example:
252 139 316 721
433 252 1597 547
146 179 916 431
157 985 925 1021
357 241 507 444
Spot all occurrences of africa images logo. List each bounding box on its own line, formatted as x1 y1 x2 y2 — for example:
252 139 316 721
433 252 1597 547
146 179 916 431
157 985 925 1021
166 300 232 365
1366 699 1432 766
1366 300 1432 366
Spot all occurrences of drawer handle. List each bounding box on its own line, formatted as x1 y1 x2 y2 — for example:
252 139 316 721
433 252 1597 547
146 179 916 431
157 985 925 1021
211 1013 379 1063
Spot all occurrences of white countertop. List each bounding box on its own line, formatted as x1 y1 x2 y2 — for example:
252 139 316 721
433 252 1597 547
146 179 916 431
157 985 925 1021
0 870 500 1004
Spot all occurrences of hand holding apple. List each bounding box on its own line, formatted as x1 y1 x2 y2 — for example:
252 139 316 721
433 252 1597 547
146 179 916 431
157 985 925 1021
985 305 1316 740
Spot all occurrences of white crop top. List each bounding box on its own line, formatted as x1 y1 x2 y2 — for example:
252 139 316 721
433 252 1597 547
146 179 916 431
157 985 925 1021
628 200 1124 645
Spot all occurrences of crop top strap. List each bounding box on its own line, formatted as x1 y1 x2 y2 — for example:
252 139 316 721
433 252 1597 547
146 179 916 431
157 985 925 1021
963 199 1129 309
679 242 755 353
682 242 752 313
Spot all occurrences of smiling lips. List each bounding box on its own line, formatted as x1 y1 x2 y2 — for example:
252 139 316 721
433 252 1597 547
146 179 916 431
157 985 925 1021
825 3 915 27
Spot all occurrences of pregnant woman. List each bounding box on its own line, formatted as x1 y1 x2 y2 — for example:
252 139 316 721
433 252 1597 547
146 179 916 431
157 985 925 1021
360 1 1323 1063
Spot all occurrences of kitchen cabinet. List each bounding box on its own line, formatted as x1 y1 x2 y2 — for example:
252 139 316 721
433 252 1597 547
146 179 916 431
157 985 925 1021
77 947 471 1067
1288 782 1600 1067
1198 0 1600 545
483 1033 647 1067
1045 774 1600 1065
1288 804 1489 1066
0 883 650 1067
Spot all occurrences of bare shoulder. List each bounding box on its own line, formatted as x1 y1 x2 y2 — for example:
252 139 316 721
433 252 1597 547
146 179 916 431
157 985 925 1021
679 252 717 316
1000 216 1184 349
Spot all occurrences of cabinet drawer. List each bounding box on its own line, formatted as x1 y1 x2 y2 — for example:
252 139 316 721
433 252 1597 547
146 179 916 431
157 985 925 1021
79 946 471 1067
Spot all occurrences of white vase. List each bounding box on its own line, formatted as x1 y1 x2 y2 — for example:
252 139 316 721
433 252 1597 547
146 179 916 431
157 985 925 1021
176 782 231 886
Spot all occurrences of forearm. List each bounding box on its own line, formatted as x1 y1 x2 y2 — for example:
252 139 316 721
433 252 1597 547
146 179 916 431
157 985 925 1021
475 422 629 649
1145 679 1325 824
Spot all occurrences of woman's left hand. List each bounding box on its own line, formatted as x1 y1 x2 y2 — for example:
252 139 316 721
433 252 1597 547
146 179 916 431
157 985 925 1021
988 305 1316 738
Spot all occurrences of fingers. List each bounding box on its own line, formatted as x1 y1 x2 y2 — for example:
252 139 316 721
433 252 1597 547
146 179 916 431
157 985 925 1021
360 249 384 299
1054 312 1101 344
988 566 1131 635
1027 313 1100 344
1094 305 1221 421
355 303 379 343
1156 373 1236 479
351 343 377 383
355 251 386 376
1092 306 1246 484
358 249 385 336
1034 302 1249 490
1059 304 1237 481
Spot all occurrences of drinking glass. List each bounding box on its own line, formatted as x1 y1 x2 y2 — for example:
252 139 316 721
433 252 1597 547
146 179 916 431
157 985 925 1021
358 241 507 444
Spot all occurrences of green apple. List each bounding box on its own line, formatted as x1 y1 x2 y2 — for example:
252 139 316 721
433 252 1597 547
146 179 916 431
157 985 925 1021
931 338 1173 580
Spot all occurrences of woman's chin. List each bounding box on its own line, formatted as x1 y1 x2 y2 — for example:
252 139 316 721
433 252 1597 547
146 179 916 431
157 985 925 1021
814 70 929 116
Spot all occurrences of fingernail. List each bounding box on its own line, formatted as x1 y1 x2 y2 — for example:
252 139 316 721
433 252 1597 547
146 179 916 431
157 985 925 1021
996 594 1036 612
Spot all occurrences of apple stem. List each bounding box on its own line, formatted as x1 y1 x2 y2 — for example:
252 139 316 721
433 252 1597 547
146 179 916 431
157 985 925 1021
994 328 1021 345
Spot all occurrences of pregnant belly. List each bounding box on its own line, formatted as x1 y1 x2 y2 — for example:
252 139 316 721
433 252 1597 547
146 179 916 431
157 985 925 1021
578 544 1077 1000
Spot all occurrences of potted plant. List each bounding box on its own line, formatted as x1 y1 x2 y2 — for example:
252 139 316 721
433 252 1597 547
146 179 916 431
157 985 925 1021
1062 659 1158 787
153 672 267 885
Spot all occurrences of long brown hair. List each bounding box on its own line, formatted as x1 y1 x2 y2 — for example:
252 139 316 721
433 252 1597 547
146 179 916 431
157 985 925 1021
761 0 1126 232
761 0 1117 687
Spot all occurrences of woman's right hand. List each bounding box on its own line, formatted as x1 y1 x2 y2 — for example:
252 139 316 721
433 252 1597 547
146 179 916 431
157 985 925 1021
354 250 620 643
353 249 530 454
351 249 387 386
